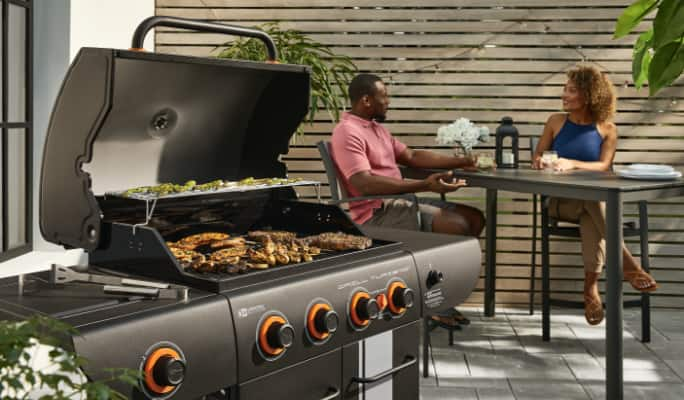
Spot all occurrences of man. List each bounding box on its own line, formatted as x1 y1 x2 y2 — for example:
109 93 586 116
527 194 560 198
330 73 485 326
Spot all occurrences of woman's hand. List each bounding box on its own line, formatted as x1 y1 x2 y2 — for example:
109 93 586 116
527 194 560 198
553 157 575 172
531 155 543 169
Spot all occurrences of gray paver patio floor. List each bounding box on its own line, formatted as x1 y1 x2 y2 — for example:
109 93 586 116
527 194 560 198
419 307 684 400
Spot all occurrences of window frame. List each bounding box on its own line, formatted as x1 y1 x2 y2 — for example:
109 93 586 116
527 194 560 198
0 0 33 261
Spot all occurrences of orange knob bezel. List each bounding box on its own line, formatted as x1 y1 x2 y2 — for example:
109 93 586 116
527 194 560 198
349 292 371 327
259 315 287 356
144 347 181 394
387 281 408 315
307 303 332 340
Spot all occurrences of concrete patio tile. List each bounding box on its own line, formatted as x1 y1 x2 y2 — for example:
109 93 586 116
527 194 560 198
419 386 477 400
437 376 511 390
582 382 684 400
476 386 516 400
509 378 591 400
662 359 684 381
647 340 684 360
428 351 470 378
467 351 575 379
518 335 588 354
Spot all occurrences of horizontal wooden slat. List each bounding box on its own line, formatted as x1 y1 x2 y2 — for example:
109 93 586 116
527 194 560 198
157 32 641 47
156 20 651 34
156 7 629 21
157 0 636 8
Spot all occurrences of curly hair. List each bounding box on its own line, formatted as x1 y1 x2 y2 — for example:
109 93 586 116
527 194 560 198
566 65 617 123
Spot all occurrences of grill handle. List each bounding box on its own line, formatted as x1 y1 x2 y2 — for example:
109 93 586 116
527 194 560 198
320 387 340 400
350 356 416 384
131 16 278 61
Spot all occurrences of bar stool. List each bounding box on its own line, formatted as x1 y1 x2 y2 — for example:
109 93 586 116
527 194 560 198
528 137 651 342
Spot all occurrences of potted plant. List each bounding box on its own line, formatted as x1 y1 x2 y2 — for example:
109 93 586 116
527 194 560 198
0 315 138 399
215 22 358 132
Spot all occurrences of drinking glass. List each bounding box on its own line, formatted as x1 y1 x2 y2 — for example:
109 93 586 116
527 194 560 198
541 151 558 170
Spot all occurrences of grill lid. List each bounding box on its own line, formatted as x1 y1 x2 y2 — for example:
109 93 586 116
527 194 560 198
40 18 310 251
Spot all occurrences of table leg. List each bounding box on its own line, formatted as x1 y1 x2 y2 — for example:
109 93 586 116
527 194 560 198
605 193 624 400
485 188 498 317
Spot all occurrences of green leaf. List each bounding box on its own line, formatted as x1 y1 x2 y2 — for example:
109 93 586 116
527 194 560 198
648 40 684 95
632 29 654 88
653 0 684 49
614 0 660 38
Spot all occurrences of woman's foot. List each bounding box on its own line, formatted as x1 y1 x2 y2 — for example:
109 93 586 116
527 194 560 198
584 292 604 325
623 268 658 292
584 272 604 325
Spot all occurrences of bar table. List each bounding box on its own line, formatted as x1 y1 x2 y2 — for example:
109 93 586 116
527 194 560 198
450 167 684 400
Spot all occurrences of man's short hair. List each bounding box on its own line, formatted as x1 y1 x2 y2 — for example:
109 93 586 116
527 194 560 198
348 73 383 104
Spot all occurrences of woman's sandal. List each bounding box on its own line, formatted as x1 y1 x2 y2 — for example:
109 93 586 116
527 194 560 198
584 293 604 326
624 269 658 293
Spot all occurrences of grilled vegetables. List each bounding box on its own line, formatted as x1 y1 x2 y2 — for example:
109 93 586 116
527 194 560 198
120 177 304 198
166 230 370 274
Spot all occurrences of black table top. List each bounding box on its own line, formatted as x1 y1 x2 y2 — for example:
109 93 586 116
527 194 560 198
448 167 684 201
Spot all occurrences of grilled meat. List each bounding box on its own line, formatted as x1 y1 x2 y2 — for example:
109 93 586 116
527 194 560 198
304 232 372 251
210 247 248 260
210 237 247 249
248 230 297 243
177 232 230 249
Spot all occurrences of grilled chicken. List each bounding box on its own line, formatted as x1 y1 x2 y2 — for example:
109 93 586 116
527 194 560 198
176 232 230 249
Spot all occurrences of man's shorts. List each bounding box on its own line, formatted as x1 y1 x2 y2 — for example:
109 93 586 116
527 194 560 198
362 197 461 233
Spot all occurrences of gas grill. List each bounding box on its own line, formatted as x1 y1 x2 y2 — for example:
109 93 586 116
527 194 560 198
0 17 482 400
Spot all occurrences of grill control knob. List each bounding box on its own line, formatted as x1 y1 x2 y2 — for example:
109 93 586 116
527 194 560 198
308 303 338 341
426 270 444 288
259 315 294 357
143 347 185 395
350 291 379 328
153 356 186 387
387 281 414 315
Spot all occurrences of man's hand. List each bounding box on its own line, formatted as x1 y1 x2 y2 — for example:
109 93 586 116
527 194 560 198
424 171 467 193
454 154 478 171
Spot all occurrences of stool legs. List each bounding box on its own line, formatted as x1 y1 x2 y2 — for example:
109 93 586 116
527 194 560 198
541 200 551 342
638 201 651 343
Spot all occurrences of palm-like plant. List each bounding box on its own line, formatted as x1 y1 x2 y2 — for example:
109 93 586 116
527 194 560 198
215 22 358 132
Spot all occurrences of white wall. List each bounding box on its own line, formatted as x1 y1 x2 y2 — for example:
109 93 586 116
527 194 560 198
1 0 156 278
70 0 155 60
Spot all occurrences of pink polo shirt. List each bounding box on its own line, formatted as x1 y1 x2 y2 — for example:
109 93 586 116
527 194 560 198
330 112 407 224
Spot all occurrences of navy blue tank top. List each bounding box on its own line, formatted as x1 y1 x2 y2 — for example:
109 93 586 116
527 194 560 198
552 117 603 162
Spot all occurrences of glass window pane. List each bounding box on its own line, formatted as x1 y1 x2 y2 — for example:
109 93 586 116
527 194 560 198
7 129 26 250
0 3 4 122
8 4 27 123
0 132 3 251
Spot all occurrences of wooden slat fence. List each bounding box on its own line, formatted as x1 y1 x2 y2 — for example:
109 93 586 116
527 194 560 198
155 0 684 308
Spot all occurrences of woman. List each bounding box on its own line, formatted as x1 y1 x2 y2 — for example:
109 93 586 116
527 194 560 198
532 64 657 326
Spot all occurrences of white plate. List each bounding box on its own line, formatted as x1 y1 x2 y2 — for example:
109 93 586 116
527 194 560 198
617 170 682 180
626 163 674 173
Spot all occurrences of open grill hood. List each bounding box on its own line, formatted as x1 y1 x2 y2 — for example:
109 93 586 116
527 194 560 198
40 23 310 251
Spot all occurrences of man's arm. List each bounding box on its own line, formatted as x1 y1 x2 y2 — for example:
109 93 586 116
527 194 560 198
349 170 466 196
396 148 475 169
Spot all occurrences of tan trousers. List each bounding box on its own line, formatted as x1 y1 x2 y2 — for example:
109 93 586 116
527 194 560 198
548 198 606 273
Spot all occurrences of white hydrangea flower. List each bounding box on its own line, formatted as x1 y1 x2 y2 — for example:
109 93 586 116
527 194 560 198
435 118 490 152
